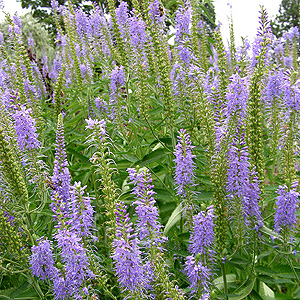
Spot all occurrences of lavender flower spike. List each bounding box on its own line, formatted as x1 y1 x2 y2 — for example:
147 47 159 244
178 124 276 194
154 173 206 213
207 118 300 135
54 228 94 299
127 168 166 247
185 255 211 298
12 104 41 151
274 184 299 234
51 114 71 203
189 206 214 256
174 129 196 196
112 202 145 293
70 181 95 238
185 206 215 298
85 117 106 141
29 237 58 281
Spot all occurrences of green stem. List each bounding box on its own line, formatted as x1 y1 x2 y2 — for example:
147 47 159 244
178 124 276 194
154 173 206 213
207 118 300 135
287 256 300 284
32 276 45 299
221 261 228 299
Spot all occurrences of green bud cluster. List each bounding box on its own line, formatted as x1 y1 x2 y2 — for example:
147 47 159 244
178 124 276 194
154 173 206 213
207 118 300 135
0 127 28 203
194 89 216 159
150 26 174 126
214 30 229 101
229 14 237 71
190 0 201 60
282 112 297 189
200 24 209 73
88 133 119 244
194 85 228 257
135 61 149 117
150 243 185 299
247 33 271 185
211 158 228 258
63 13 83 90
247 67 265 184
107 0 128 68
0 210 25 259
269 94 281 160
54 65 66 118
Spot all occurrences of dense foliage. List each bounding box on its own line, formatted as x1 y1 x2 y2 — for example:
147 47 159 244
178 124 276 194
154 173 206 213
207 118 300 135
0 0 300 299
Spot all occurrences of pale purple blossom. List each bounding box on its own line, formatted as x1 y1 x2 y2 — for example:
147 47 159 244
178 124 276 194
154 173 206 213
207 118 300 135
29 237 58 281
185 255 211 297
174 129 195 196
174 6 191 42
69 182 94 237
226 75 262 228
111 66 125 96
112 202 146 292
54 228 94 298
188 206 214 256
129 16 147 49
275 185 299 233
127 168 166 247
51 116 71 203
12 104 40 151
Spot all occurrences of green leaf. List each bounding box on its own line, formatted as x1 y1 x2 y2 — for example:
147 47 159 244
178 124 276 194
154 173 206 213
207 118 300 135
258 282 275 300
249 290 264 300
259 225 284 242
138 148 168 167
228 278 255 300
255 266 278 276
274 294 297 300
67 148 91 165
163 203 182 235
273 264 300 279
257 275 276 285
165 0 179 9
214 274 237 290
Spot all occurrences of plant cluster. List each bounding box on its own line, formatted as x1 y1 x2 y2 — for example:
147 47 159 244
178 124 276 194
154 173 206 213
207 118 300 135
0 0 300 299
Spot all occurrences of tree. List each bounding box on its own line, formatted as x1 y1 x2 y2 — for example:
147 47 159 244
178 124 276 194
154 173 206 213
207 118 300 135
271 0 300 38
0 13 54 58
17 0 98 36
17 0 216 37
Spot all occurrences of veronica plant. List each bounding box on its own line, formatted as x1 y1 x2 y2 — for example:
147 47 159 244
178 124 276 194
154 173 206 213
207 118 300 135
174 129 196 226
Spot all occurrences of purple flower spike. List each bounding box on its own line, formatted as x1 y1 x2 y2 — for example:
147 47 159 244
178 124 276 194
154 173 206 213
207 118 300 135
226 74 249 121
226 74 262 228
127 168 166 247
148 0 164 24
12 104 40 151
189 206 214 256
51 114 71 203
185 255 211 298
275 185 299 233
111 66 125 97
54 228 94 298
112 202 146 292
116 1 129 39
70 181 95 237
174 129 196 196
29 237 58 281
85 118 106 138
50 192 69 229
129 16 147 49
174 6 191 43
